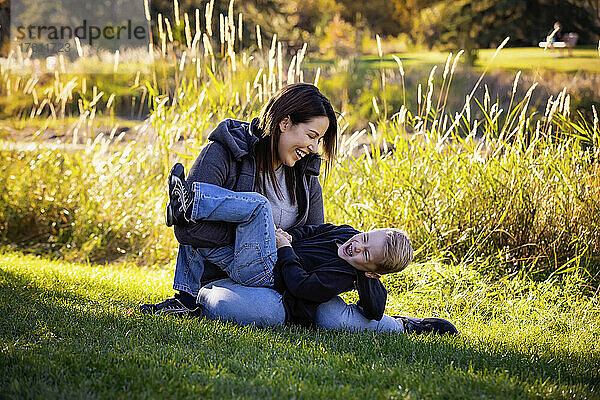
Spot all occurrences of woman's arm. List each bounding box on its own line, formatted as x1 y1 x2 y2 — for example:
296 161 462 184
174 142 235 248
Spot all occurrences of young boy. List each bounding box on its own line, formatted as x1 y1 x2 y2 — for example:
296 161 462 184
165 163 457 334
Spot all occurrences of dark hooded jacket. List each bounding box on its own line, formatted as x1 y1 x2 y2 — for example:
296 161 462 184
174 118 325 285
274 223 387 326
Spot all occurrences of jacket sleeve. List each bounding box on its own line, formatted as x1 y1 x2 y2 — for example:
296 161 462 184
275 246 354 303
306 175 325 225
173 142 235 248
355 272 387 321
287 223 343 242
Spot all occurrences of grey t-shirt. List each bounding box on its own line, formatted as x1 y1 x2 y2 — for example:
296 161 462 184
261 166 299 230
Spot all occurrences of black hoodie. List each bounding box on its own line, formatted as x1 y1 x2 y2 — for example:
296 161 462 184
274 223 387 326
174 118 326 285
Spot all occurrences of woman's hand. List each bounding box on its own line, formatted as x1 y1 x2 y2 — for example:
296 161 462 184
275 229 292 249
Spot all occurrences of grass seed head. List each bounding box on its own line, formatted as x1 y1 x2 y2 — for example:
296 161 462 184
391 55 404 76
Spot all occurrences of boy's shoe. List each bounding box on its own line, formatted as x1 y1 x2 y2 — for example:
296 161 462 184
166 163 193 227
139 297 202 317
394 315 458 335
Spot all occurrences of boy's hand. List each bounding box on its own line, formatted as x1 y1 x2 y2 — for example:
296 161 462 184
365 272 381 280
275 229 292 249
275 228 292 243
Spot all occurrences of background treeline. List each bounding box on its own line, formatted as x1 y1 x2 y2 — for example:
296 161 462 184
150 0 600 53
1 0 598 56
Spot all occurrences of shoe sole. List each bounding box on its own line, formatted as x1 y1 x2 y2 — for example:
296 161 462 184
165 200 174 227
165 163 185 227
394 315 459 335
156 307 202 317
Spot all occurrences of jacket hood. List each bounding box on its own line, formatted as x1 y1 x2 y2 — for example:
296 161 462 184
207 117 322 175
207 118 258 161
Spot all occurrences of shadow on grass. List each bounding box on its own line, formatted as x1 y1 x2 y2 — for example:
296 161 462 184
1 268 598 399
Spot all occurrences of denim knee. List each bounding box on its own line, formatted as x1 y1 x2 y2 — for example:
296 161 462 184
315 296 402 333
243 191 269 205
197 278 285 327
315 297 349 330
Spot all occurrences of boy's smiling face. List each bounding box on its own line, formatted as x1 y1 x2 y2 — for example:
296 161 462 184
337 229 387 278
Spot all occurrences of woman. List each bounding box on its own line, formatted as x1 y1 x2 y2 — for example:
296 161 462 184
141 83 401 332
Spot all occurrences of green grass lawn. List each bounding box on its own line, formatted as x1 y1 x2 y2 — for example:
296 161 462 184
476 47 600 73
1 251 599 399
309 47 600 74
400 47 600 73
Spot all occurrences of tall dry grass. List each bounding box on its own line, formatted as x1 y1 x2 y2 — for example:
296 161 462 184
0 1 598 285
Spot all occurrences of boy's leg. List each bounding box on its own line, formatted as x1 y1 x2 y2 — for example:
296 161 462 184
315 296 459 335
190 182 269 223
315 296 403 333
191 182 277 288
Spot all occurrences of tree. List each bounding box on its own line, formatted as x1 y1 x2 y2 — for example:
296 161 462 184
422 0 600 53
336 0 402 35
0 0 8 56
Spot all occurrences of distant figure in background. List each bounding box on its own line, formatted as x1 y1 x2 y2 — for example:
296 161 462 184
539 21 578 57
549 21 564 45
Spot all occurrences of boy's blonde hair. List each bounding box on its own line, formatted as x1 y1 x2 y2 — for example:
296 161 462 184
376 228 413 274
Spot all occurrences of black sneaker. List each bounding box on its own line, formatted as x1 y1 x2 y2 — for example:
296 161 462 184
166 163 193 227
139 297 201 317
394 315 458 335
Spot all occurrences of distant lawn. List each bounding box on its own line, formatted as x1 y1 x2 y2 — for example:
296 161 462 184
476 47 600 73
1 251 599 399
308 47 600 74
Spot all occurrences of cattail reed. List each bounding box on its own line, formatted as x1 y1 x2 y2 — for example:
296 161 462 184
435 52 452 116
423 66 436 134
440 50 463 120
220 14 225 57
113 50 119 74
417 84 422 116
179 51 187 72
195 9 201 36
206 0 214 37
185 13 192 48
74 37 83 58
173 0 180 26
391 54 405 106
165 18 174 42
277 42 283 90
469 37 509 100
376 34 387 120
158 13 164 37
203 33 215 71
372 97 380 116
256 25 262 50
268 34 277 92
287 55 296 85
296 43 307 81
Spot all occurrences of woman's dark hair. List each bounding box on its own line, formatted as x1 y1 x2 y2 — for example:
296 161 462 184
254 83 338 203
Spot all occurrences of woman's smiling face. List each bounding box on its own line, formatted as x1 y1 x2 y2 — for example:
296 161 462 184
275 116 329 168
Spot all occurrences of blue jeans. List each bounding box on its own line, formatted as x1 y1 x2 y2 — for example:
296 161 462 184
172 183 401 332
197 279 403 332
176 182 277 288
